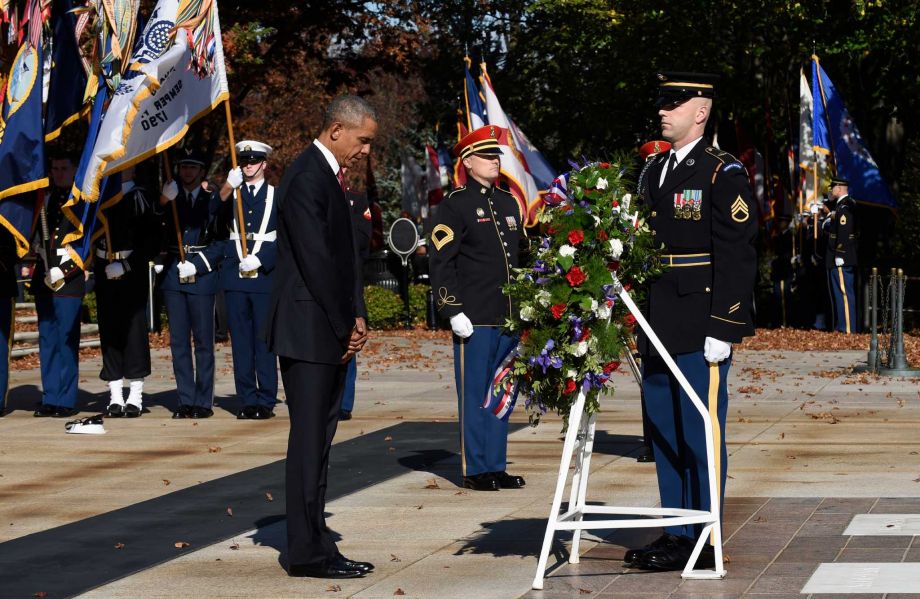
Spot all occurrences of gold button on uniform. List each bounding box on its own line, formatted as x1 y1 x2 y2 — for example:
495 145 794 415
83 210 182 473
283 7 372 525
651 211 657 217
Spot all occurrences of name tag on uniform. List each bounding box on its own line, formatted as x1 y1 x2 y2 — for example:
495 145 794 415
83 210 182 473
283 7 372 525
505 216 518 230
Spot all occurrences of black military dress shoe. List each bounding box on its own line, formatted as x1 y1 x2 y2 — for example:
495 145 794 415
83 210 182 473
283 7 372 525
633 535 715 571
493 471 526 489
252 406 274 420
123 404 142 418
106 404 125 418
34 403 57 417
52 406 79 418
624 533 681 566
339 409 352 421
288 562 365 579
237 405 258 420
636 447 655 463
462 472 500 491
333 553 374 573
172 405 193 419
191 407 213 419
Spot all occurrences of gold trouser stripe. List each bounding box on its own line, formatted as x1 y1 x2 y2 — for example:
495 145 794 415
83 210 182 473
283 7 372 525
459 342 466 476
779 280 786 327
837 267 851 333
2 301 12 408
708 362 722 545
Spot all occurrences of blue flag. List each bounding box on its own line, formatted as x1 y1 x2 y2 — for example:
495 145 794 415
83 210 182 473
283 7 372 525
464 59 486 130
0 39 48 201
0 194 37 258
811 57 896 210
45 0 89 142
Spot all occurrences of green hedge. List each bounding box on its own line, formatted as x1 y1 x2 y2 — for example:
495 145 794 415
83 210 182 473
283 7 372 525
364 283 432 329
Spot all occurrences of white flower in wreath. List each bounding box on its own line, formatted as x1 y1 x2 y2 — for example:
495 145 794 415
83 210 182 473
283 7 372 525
609 238 624 259
597 302 611 320
566 368 578 378
574 341 589 357
621 193 631 212
591 214 601 226
596 177 608 190
520 305 536 321
536 290 551 307
589 298 598 313
559 244 577 258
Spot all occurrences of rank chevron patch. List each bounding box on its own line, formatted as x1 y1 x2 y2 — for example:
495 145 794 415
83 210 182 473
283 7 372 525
431 224 454 250
731 196 750 222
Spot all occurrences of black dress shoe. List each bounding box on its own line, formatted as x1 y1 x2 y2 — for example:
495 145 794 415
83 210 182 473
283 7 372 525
462 472 500 491
636 447 655 463
634 536 715 571
34 403 57 417
52 406 79 418
492 471 526 489
124 404 142 418
333 553 374 573
339 409 352 421
191 407 213 419
172 405 193 419
288 563 365 579
237 405 257 420
624 533 681 566
252 406 275 420
106 403 125 418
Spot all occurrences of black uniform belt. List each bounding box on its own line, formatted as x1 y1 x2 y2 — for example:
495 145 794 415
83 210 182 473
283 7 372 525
662 253 711 267
167 245 207 254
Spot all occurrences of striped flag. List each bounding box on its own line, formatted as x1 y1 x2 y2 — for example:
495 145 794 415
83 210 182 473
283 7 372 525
482 344 520 422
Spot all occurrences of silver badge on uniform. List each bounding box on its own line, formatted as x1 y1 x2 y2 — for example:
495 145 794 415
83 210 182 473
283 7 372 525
476 208 485 217
686 158 695 166
505 216 517 230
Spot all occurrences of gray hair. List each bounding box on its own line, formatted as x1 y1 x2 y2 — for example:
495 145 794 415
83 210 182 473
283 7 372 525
322 95 377 130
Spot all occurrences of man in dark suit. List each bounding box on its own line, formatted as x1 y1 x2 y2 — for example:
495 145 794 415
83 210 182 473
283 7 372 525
626 73 758 572
264 95 375 579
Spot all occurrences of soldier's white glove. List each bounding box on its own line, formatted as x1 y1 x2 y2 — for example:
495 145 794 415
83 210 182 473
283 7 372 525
704 337 731 364
161 180 179 201
105 262 126 279
834 257 844 267
450 312 474 339
791 254 801 266
239 254 261 272
226 167 243 189
177 261 197 278
153 264 164 274
48 267 65 284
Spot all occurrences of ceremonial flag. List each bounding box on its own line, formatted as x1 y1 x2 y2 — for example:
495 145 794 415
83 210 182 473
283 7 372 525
434 125 452 187
508 118 555 190
479 64 541 225
44 0 89 141
797 69 826 212
0 37 47 201
463 58 486 131
453 107 468 188
78 0 230 202
811 55 896 210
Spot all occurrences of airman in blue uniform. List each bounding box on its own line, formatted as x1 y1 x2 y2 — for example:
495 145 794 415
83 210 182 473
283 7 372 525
158 148 228 419
218 141 279 420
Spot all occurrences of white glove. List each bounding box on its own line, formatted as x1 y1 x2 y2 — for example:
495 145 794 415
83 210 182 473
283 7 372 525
449 312 474 338
153 264 164 274
834 257 844 267
704 336 732 364
177 261 197 278
161 180 178 201
226 167 243 189
105 262 125 279
48 267 65 284
239 254 261 272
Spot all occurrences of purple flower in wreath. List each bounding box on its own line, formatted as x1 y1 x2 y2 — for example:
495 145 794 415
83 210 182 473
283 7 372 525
569 315 583 342
530 339 562 374
535 277 551 285
533 260 548 274
540 236 551 250
582 372 602 392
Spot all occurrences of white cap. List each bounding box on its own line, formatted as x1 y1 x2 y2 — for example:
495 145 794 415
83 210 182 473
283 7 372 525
235 140 273 160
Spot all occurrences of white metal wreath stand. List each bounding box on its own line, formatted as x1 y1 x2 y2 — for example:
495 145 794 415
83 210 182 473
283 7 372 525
532 275 726 589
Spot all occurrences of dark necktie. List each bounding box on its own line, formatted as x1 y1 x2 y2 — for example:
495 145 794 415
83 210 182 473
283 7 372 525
336 168 346 193
248 184 255 197
187 191 195 208
661 153 678 187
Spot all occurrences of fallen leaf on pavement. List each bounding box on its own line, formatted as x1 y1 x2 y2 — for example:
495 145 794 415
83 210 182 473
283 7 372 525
266 492 274 502
174 541 190 549
114 543 125 549
390 554 401 562
209 446 222 453
230 542 240 550
162 479 171 486
226 507 233 517
394 590 406 596
327 584 341 592
424 479 440 489
384 435 393 442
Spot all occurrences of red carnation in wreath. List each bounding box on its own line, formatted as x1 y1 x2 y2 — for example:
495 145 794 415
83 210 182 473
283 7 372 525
551 303 567 319
566 266 586 287
567 229 585 245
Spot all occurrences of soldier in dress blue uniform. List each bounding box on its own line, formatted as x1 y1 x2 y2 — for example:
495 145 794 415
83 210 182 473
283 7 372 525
428 125 526 492
33 154 84 418
625 73 758 571
158 148 228 419
823 177 857 333
218 141 279 420
95 166 159 417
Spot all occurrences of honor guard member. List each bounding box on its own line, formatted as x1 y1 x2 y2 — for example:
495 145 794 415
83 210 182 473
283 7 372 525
429 125 526 492
159 148 228 419
219 141 279 420
824 177 857 333
0 229 19 416
33 154 85 418
625 73 758 571
95 166 159 417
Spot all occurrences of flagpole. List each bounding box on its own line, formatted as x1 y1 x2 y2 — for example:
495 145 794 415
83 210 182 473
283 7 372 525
162 152 187 265
223 99 250 261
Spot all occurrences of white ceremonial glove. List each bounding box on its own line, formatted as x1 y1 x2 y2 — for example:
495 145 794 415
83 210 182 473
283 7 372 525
177 261 197 278
239 254 261 272
226 167 243 189
449 312 474 339
704 336 732 364
153 264 164 274
161 180 179 201
105 262 126 279
834 257 844 267
48 267 65 284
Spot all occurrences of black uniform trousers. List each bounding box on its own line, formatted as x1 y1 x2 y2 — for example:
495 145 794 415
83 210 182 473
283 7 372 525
280 356 347 568
96 266 152 381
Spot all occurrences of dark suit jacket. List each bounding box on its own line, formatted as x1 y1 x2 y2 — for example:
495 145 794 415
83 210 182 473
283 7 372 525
264 143 367 364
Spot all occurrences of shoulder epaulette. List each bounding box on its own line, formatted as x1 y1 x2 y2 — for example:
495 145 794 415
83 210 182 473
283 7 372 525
495 186 513 195
705 146 738 164
446 186 466 200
